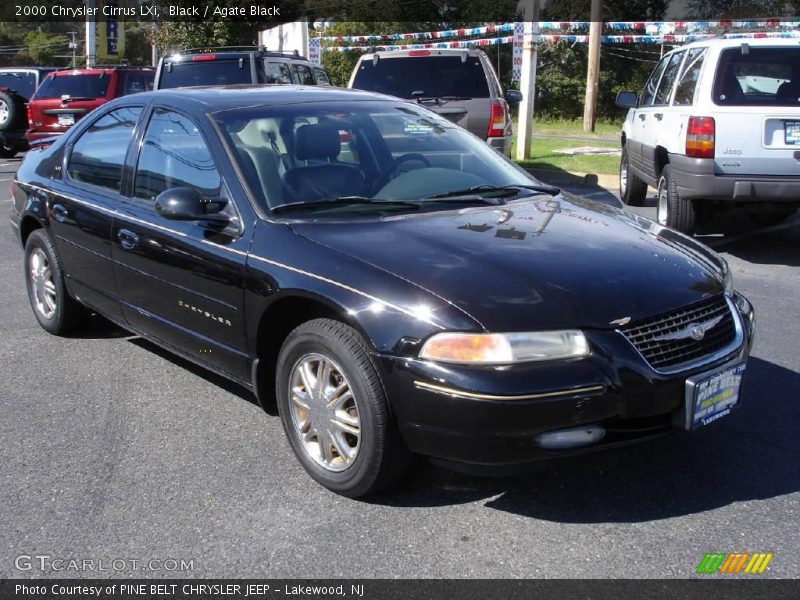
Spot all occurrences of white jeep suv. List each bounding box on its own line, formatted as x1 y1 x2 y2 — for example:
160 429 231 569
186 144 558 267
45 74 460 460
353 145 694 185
616 38 800 234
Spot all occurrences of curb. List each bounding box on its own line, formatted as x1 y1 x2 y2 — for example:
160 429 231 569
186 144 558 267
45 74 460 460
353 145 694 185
523 167 618 190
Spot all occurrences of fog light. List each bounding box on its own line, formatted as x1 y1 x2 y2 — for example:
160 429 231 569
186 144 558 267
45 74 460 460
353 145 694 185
535 425 606 450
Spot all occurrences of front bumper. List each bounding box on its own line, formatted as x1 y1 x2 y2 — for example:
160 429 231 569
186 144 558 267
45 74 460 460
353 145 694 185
671 154 800 203
378 293 755 467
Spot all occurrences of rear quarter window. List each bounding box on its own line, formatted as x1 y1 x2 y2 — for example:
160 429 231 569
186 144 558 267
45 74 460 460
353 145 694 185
35 74 111 100
352 55 490 99
158 59 252 88
0 72 37 100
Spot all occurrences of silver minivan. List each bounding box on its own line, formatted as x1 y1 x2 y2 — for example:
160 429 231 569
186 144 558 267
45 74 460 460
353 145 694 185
348 48 521 156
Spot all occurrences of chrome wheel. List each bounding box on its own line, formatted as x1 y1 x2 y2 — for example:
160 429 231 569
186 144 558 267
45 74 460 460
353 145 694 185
0 99 8 126
288 353 361 472
29 247 57 319
657 176 668 225
619 158 628 197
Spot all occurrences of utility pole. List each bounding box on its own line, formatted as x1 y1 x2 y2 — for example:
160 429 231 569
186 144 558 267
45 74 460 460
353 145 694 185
85 0 96 67
68 31 77 68
515 0 540 161
582 0 602 133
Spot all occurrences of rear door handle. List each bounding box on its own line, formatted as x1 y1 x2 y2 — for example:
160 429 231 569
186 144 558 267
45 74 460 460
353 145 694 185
118 228 140 251
654 113 663 120
638 114 646 121
52 203 68 223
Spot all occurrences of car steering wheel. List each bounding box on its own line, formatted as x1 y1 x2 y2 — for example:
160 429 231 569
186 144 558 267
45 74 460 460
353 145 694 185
371 153 431 194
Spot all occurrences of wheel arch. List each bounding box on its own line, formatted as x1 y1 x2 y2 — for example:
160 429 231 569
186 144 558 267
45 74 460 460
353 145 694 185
654 146 670 178
251 291 374 413
19 214 44 248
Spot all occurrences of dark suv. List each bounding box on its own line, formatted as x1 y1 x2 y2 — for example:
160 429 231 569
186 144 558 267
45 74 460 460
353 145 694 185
154 48 332 90
0 67 58 157
27 66 153 143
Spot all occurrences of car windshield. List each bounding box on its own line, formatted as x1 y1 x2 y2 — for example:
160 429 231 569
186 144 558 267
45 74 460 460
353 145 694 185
34 73 110 100
212 100 540 215
159 59 252 88
714 47 800 106
351 55 490 99
0 72 37 100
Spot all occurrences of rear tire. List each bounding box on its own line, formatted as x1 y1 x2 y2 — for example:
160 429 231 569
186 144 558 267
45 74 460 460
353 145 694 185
24 229 89 335
275 318 411 498
0 144 16 158
619 146 647 206
656 164 696 234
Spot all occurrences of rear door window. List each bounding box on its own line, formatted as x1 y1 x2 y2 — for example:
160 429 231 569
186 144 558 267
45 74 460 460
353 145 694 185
653 51 684 106
35 74 111 100
351 55 490 99
67 107 141 192
158 58 252 88
714 47 800 106
292 64 316 85
673 48 707 106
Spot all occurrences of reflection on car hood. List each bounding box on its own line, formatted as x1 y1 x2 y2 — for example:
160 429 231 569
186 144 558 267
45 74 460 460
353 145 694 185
287 194 726 331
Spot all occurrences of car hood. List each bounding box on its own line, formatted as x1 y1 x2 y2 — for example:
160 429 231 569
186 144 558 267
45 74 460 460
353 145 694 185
287 194 726 331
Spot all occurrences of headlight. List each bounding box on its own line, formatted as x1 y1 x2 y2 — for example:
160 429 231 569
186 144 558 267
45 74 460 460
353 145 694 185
722 261 734 296
418 331 590 364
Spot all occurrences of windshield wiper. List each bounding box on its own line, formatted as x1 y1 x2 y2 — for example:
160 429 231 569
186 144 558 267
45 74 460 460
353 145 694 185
271 196 421 214
424 184 560 201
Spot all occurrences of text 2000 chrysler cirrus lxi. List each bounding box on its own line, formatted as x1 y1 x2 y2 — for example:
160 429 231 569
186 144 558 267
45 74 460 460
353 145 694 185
10 86 755 496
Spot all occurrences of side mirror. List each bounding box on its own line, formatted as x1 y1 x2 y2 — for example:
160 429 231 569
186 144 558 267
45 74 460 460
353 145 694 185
615 91 638 109
155 187 230 223
505 89 523 104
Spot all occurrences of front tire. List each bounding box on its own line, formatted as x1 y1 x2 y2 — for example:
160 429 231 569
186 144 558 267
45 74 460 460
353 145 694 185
275 318 411 497
619 146 647 206
656 164 696 234
24 229 88 335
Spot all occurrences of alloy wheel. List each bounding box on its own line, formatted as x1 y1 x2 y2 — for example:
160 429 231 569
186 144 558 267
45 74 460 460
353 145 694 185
29 247 57 319
288 353 361 472
0 99 9 126
619 159 628 197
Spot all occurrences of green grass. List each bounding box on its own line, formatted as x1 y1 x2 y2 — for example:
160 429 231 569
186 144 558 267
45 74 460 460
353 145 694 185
512 137 621 175
529 117 621 140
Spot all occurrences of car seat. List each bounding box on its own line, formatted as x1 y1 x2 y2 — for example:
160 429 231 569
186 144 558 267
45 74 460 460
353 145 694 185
283 123 366 202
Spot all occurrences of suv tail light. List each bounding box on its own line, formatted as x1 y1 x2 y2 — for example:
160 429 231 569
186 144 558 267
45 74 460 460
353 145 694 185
27 103 33 126
686 116 715 159
487 103 506 138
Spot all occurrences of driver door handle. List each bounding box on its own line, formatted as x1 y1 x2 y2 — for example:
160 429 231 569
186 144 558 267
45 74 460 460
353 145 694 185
654 113 663 121
118 229 139 251
638 114 647 121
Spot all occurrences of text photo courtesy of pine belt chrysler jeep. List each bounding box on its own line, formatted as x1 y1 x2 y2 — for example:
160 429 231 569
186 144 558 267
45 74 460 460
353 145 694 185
616 38 800 234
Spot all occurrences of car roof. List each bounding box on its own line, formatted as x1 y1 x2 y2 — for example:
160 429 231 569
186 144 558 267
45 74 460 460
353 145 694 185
670 37 800 52
105 84 396 112
163 50 310 61
358 48 483 59
0 67 59 73
47 67 153 76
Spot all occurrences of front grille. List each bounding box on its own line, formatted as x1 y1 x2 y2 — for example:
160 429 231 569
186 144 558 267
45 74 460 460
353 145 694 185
621 295 737 371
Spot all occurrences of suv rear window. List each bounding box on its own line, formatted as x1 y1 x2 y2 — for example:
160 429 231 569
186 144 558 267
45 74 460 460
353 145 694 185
159 59 252 88
352 56 490 99
0 72 37 100
714 47 800 106
35 74 110 100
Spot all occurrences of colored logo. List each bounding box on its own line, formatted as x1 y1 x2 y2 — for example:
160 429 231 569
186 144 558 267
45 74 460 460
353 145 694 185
696 552 774 574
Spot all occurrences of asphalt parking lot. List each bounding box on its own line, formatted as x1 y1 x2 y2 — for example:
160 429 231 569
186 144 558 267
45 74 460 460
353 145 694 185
1 154 799 579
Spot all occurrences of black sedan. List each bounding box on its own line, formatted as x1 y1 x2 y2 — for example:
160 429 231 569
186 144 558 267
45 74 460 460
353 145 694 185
10 86 755 497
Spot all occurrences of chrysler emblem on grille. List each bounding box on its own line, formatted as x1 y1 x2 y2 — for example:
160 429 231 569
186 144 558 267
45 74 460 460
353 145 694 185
653 314 724 342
